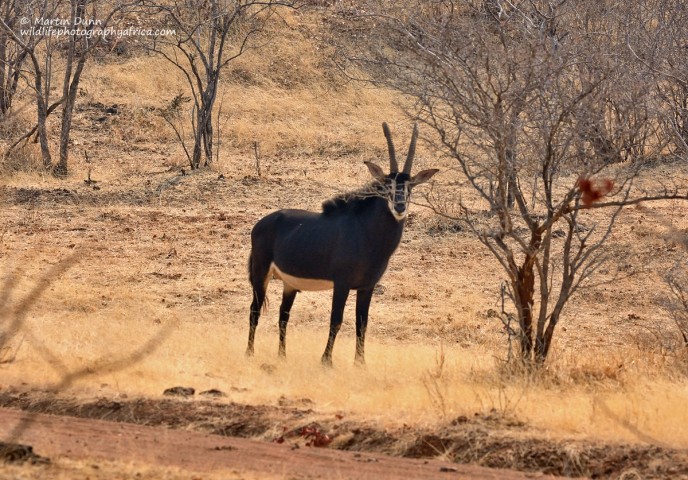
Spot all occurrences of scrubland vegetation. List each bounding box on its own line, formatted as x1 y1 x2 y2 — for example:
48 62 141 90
2 0 688 477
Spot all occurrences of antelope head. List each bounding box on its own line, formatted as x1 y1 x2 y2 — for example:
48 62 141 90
365 122 439 221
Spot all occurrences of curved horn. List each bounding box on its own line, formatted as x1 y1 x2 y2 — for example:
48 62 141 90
402 123 419 174
382 122 399 173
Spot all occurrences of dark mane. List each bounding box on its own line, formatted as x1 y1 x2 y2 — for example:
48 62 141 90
321 182 386 215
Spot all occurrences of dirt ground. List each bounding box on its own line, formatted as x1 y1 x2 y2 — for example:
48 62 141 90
2 388 688 479
2 164 688 478
0 405 544 480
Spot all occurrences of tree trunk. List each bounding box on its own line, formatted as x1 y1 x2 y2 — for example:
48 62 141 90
56 54 87 175
201 75 219 166
505 146 516 209
535 310 562 363
516 231 542 363
0 37 26 117
191 111 204 169
36 95 51 169
515 262 535 362
0 37 8 115
30 57 51 169
54 0 87 175
192 79 218 169
202 110 213 166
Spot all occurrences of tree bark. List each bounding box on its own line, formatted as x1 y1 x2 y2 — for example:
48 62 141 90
516 261 535 362
55 55 86 175
516 231 542 363
28 52 52 169
191 79 219 169
0 36 8 115
53 0 87 175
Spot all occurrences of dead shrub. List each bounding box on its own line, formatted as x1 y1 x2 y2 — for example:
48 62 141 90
0 144 44 175
0 113 30 141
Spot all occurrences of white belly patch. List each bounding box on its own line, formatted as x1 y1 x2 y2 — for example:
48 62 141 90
270 262 334 291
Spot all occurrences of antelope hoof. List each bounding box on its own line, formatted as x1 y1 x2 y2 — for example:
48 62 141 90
321 355 333 368
245 347 254 358
354 356 366 367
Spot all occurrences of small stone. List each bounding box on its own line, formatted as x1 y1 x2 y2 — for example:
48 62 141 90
163 386 195 397
200 389 227 398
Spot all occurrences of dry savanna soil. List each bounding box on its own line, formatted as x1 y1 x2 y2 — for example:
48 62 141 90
2 6 688 480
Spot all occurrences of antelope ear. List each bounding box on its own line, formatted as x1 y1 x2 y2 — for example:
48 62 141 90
364 161 387 182
410 168 439 185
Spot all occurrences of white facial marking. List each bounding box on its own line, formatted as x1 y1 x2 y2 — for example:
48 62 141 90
387 179 396 218
392 210 407 221
270 263 334 291
388 179 409 221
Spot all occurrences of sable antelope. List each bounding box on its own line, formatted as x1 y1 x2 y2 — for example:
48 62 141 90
246 123 439 366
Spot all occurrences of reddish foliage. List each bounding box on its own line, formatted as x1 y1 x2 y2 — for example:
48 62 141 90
272 424 332 448
273 426 288 444
300 425 332 447
577 177 614 207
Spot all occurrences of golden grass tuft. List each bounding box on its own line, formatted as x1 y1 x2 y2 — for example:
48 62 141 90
0 145 45 176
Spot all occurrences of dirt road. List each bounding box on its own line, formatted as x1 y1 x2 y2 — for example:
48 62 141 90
0 407 550 479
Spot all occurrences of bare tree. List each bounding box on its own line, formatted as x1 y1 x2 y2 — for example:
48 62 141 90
1 0 140 173
147 0 296 169
338 0 688 364
55 0 141 174
0 0 29 117
0 0 60 168
625 0 688 157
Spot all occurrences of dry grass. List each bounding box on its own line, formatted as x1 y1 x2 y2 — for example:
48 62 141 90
4 302 688 449
2 7 688 473
3 241 688 449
